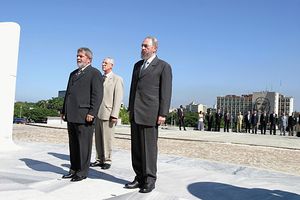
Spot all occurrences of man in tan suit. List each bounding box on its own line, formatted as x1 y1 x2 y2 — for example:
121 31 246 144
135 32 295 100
90 57 123 169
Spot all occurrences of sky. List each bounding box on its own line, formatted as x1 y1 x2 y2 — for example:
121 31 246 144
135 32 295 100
2 0 300 110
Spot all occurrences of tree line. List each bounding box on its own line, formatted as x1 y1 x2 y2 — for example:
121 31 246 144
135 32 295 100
14 97 64 123
14 98 199 127
14 97 130 124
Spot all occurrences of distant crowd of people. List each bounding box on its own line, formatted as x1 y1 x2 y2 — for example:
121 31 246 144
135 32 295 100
177 106 300 136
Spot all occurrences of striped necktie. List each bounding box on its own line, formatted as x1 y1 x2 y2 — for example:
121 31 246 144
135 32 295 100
140 61 148 76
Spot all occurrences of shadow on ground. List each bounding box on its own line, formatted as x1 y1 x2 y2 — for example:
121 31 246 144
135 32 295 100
20 152 128 185
48 152 69 161
188 182 300 200
20 158 67 175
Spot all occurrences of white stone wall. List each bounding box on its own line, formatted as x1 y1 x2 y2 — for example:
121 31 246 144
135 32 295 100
0 22 20 151
47 117 67 125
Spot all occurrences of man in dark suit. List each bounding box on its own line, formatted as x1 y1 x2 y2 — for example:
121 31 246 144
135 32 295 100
288 112 297 136
297 115 300 137
125 36 172 193
215 109 222 132
251 110 259 134
224 112 230 132
61 47 103 182
260 111 268 134
177 105 186 131
206 110 213 131
244 110 251 133
269 112 277 135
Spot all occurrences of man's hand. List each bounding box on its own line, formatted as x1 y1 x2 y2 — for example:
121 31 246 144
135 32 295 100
157 116 166 125
110 116 118 124
86 114 94 122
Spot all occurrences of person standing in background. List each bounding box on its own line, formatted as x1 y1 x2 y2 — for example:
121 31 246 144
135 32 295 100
215 109 222 132
296 115 300 137
90 57 123 170
177 105 186 131
279 112 288 136
260 111 268 134
224 112 230 132
206 110 213 131
251 110 258 134
236 112 243 133
269 112 277 135
244 111 251 133
198 111 204 131
288 112 297 136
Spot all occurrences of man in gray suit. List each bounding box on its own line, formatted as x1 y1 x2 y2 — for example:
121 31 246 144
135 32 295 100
61 47 103 182
125 36 172 193
90 57 124 170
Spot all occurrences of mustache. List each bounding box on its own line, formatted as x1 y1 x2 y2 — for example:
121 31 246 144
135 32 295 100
77 62 85 68
141 51 152 60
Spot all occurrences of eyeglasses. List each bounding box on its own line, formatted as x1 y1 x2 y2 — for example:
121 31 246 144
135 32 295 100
141 44 152 48
77 54 88 58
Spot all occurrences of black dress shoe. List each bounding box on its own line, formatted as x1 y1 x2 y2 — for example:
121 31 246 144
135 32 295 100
90 161 104 167
124 179 140 189
70 175 86 182
139 184 155 193
101 163 111 170
62 172 76 179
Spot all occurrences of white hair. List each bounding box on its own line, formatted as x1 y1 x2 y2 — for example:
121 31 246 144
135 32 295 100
105 57 114 65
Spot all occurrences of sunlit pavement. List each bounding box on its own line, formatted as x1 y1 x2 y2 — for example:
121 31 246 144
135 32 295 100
1 124 300 199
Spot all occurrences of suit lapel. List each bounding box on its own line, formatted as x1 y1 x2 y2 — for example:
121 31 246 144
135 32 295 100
104 73 113 86
72 65 91 82
139 57 158 78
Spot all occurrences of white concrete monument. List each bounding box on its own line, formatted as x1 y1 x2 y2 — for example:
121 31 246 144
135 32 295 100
0 22 20 151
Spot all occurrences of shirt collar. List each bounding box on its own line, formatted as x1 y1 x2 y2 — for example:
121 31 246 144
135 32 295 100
104 71 113 78
144 54 156 65
79 64 90 72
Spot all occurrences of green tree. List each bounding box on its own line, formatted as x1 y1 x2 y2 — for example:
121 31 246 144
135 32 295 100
14 102 34 118
47 97 64 111
25 107 59 122
36 100 48 109
119 106 129 124
168 110 198 128
14 98 62 122
166 111 177 125
184 111 198 128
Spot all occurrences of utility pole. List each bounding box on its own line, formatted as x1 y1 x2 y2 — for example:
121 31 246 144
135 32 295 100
19 105 22 118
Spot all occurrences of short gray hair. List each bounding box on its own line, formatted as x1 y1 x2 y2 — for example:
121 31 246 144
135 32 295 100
145 36 158 49
104 57 114 65
77 47 93 61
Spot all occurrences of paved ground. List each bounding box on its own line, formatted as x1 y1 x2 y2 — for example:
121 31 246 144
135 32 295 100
13 124 300 175
1 124 300 199
26 123 300 150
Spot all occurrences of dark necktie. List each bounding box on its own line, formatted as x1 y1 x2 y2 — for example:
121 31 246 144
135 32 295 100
140 61 148 76
142 61 148 71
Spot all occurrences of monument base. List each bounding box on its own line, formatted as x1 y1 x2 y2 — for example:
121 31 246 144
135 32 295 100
0 139 21 152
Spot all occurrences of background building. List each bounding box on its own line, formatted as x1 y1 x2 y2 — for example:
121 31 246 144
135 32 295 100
185 102 207 113
217 94 252 118
278 94 294 116
58 90 66 98
217 91 294 118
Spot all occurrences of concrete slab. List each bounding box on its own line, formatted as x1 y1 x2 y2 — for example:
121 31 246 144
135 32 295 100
1 141 300 200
